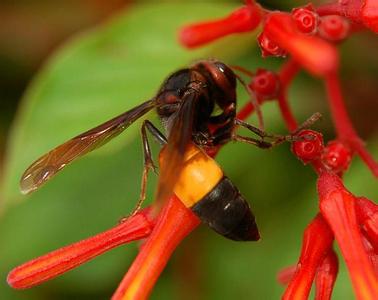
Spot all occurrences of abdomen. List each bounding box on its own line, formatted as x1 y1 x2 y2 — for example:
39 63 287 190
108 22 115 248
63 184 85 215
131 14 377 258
160 143 260 241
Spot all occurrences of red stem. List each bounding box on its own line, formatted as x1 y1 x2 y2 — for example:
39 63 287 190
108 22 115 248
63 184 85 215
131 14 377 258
236 102 254 121
324 72 378 177
316 1 362 23
278 59 300 131
316 3 346 17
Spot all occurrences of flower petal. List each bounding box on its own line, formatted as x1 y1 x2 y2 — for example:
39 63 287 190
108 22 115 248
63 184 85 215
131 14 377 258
318 172 378 300
283 214 334 300
356 197 378 247
7 209 154 289
315 249 339 300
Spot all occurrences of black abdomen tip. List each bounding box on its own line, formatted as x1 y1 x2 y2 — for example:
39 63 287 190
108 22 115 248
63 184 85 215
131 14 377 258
223 203 260 241
192 177 260 241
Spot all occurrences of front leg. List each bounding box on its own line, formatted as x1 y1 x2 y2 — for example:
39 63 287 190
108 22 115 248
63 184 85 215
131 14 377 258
129 120 167 216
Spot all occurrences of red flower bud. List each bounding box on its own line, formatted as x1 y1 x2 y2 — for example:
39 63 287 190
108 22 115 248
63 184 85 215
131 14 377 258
318 15 350 42
179 2 262 48
321 140 352 173
292 4 319 35
292 130 324 164
257 32 287 57
248 69 280 100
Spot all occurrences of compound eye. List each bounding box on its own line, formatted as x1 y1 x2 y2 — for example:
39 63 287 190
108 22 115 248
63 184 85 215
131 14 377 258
213 62 237 90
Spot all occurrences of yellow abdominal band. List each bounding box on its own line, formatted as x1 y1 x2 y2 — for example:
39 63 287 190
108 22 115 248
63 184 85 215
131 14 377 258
162 143 223 208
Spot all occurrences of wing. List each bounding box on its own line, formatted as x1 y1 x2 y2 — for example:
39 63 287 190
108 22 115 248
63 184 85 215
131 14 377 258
20 99 156 194
154 90 200 210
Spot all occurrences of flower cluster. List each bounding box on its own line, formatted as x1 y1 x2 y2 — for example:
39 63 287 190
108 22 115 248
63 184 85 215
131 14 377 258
7 0 378 299
179 0 378 298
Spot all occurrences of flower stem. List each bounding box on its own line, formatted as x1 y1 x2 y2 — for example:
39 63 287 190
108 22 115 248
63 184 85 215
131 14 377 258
278 59 300 131
324 72 378 177
112 196 200 300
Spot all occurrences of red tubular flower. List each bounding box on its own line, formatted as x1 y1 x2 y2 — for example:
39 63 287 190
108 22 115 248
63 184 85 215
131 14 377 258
315 249 339 300
112 196 200 300
7 208 155 289
318 172 378 300
179 0 262 48
263 12 339 76
282 214 334 300
7 196 199 299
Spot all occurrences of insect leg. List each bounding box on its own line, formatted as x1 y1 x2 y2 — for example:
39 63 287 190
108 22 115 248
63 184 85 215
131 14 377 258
232 134 274 149
235 119 279 139
234 112 322 148
291 112 322 135
234 119 289 148
130 120 167 216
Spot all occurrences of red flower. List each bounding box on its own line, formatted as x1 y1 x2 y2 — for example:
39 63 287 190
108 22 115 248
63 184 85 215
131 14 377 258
179 0 262 48
318 172 378 300
177 1 378 299
8 196 200 299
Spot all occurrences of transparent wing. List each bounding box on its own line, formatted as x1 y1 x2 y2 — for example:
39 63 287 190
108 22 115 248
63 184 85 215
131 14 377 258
154 91 199 209
20 99 156 194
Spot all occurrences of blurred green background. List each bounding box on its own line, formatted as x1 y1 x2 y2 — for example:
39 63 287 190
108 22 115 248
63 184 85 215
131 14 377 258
0 1 377 299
